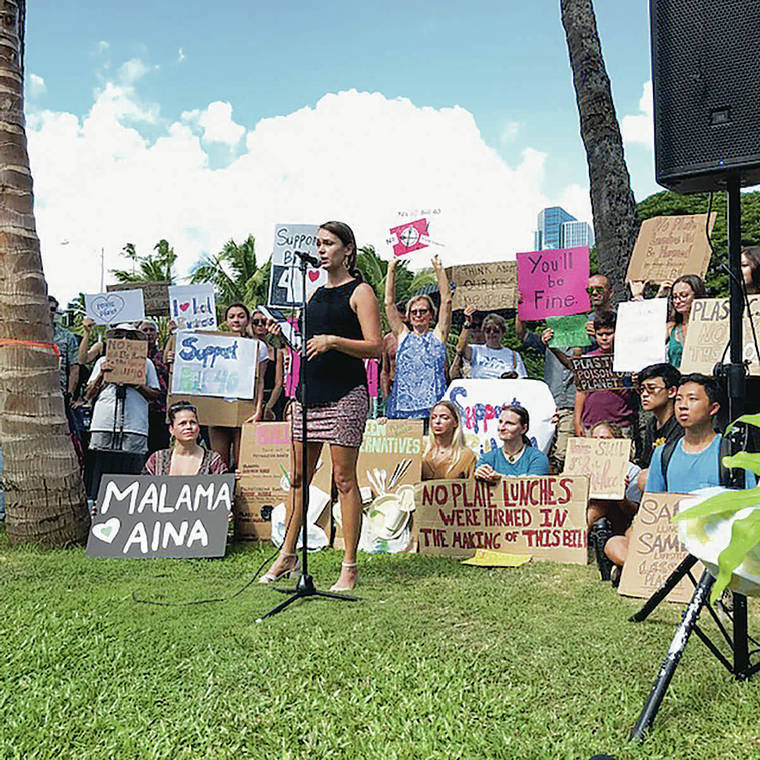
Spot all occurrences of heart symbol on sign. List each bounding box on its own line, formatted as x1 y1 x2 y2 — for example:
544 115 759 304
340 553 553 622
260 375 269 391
179 302 190 312
92 294 125 322
308 270 320 282
92 517 120 543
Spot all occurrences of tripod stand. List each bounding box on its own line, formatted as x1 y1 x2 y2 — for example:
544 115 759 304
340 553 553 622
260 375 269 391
629 177 759 739
257 251 357 622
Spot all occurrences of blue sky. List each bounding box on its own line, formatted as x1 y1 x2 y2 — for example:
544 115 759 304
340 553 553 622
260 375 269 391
26 1 656 302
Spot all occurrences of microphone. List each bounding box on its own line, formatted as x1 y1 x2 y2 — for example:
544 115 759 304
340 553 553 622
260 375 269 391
294 250 321 268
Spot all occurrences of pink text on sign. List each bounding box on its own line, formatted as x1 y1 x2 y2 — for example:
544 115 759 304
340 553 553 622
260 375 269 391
517 246 591 320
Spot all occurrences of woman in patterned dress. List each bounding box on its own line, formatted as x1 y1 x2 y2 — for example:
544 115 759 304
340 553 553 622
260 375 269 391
260 222 383 592
384 254 452 420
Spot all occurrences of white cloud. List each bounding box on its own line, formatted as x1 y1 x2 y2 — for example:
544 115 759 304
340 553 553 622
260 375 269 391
182 101 245 147
555 183 593 227
177 48 185 63
499 120 519 146
622 80 654 149
27 76 581 303
28 73 46 98
118 58 151 85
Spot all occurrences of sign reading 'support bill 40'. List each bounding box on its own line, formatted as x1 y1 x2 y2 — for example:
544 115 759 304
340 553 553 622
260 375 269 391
415 476 589 564
171 330 258 399
87 475 235 559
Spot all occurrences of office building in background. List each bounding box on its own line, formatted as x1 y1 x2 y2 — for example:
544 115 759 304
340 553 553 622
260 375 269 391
533 206 594 250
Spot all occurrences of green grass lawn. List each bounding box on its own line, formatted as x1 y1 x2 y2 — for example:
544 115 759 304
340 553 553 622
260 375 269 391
2 526 760 760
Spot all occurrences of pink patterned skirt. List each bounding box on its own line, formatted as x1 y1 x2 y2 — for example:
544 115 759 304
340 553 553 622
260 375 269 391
291 385 369 448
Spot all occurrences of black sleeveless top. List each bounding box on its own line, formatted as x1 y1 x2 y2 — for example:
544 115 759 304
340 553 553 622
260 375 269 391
300 279 367 405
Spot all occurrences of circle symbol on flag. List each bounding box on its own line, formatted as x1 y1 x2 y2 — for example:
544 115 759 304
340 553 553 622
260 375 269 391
399 226 420 248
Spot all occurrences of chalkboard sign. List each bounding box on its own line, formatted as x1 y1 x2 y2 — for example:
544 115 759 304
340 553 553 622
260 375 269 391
570 354 629 391
87 474 234 559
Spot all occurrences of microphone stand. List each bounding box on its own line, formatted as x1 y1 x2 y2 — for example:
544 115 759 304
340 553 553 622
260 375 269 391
256 251 358 621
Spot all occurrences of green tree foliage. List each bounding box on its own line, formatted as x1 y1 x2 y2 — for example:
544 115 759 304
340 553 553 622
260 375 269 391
636 190 760 296
190 235 269 315
111 239 178 283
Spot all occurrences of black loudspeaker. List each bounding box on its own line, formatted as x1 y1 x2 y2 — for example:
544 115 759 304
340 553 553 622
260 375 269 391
650 0 760 193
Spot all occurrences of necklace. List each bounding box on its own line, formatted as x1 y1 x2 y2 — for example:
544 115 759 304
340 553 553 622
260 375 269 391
505 445 525 464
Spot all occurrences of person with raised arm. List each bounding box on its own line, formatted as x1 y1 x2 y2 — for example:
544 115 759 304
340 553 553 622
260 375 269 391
384 254 452 421
260 222 382 592
457 305 526 379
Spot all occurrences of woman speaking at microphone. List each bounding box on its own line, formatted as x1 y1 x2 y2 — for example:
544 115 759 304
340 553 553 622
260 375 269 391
261 221 382 592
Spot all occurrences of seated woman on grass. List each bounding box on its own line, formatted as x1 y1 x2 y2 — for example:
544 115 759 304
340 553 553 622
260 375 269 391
422 401 477 480
474 405 549 481
143 402 228 476
586 420 642 585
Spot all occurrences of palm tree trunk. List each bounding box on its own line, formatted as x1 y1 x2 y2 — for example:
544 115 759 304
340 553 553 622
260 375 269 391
560 0 640 303
0 0 90 545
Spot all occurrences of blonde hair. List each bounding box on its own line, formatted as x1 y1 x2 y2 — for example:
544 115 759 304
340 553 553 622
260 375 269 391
406 294 438 323
424 400 468 470
481 313 506 334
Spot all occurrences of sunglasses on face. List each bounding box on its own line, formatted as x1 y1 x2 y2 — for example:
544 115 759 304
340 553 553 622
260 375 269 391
251 319 266 326
410 308 429 315
483 326 502 333
586 286 606 294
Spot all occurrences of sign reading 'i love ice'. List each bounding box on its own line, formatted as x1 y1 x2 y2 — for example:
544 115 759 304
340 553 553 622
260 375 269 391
168 284 218 330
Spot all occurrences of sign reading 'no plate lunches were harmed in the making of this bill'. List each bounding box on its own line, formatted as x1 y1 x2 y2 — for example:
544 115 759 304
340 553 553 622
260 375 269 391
87 475 235 559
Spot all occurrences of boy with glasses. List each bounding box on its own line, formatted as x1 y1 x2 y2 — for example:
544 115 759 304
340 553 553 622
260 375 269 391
638 363 682 468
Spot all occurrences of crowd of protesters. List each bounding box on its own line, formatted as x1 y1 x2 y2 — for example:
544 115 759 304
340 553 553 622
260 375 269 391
26 242 760 590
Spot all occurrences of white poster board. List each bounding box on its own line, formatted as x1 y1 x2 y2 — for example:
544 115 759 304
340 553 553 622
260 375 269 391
85 289 145 325
442 379 556 456
168 284 217 331
613 299 668 373
268 223 327 308
171 330 258 399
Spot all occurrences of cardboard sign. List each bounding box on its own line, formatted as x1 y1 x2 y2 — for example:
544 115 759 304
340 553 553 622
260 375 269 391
105 338 147 385
168 284 217 331
618 492 703 604
268 223 327 308
415 476 588 563
236 422 333 541
85 289 145 325
547 314 591 348
107 281 169 317
613 299 668 373
680 296 760 375
443 379 556 456
447 260 518 310
389 218 430 257
517 246 590 320
571 354 629 391
87 474 234 559
171 330 258 399
563 437 630 499
626 213 717 284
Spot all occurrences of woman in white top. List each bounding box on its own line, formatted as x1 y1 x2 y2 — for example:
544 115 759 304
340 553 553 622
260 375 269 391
85 323 161 497
459 308 527 380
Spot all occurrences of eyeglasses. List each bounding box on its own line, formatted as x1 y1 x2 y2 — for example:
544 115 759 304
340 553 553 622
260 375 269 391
410 308 429 315
251 319 267 326
640 383 666 395
586 286 606 294
483 326 502 333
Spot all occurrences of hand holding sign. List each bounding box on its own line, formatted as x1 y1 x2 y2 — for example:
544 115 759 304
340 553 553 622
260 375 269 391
517 246 590 320
85 289 145 325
